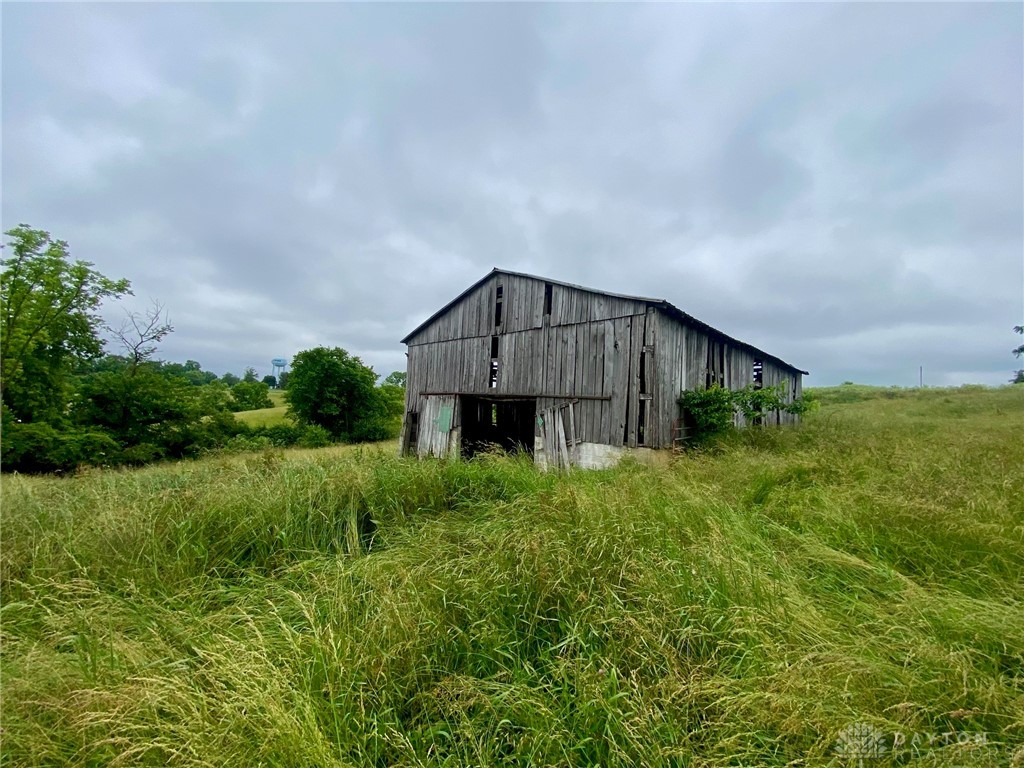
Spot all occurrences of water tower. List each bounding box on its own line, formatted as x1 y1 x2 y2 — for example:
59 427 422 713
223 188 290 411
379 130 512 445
271 358 287 387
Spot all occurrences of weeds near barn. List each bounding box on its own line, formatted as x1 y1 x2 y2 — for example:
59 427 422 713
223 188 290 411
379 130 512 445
2 386 1022 766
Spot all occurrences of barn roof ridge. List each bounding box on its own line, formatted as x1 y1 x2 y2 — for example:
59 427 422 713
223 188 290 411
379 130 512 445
401 267 808 375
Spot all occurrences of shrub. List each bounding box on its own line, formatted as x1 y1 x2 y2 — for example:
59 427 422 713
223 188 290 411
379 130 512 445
230 380 273 411
678 384 811 443
253 423 304 447
0 419 122 473
677 386 736 443
298 424 332 448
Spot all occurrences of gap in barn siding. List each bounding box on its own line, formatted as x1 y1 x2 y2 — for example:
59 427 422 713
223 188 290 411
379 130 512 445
406 411 419 454
494 284 504 329
490 335 500 389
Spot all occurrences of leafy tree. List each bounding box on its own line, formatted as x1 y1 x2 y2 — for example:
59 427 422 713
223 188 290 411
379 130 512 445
261 374 277 388
1013 325 1024 384
221 372 241 386
76 369 198 460
277 371 290 390
286 346 388 441
74 303 227 462
243 367 258 383
230 380 273 411
153 359 218 386
383 370 407 388
1 225 130 423
378 379 406 437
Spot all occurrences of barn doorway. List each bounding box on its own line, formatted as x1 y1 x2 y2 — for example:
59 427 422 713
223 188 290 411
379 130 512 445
460 397 536 459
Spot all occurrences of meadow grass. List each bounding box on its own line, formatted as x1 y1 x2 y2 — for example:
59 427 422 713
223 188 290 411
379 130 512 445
2 386 1022 766
233 404 290 427
234 391 290 427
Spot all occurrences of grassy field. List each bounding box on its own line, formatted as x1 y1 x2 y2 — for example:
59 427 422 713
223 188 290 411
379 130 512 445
2 386 1022 766
233 388 290 427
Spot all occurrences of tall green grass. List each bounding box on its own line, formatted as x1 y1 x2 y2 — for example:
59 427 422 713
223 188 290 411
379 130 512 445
2 387 1023 766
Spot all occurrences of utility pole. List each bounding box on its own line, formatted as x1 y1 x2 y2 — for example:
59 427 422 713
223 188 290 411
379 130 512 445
919 365 923 388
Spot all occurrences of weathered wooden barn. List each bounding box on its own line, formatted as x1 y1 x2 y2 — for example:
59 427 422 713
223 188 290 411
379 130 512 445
399 269 806 469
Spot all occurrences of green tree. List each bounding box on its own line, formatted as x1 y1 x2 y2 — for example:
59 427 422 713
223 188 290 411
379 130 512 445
77 369 197 461
230 380 273 411
1 225 130 423
221 372 241 386
383 370 407 388
1013 325 1024 384
277 370 290 390
74 304 228 463
378 379 406 436
243 367 258 383
286 346 388 441
261 374 277 388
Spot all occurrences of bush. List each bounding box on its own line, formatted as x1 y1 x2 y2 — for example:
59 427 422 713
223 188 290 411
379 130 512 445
1 418 122 473
298 424 332 448
252 423 304 447
678 384 811 444
221 434 275 453
677 386 736 443
230 381 273 411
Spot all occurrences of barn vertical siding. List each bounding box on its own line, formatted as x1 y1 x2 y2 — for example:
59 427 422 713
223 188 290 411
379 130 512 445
402 271 803 459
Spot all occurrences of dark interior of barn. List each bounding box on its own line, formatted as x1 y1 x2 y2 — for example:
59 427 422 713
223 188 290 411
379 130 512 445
460 397 536 458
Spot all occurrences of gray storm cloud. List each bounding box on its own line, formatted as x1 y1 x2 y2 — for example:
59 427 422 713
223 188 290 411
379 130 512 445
3 3 1021 385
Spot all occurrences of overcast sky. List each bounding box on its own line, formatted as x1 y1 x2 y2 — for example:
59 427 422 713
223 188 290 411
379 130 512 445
3 3 1022 387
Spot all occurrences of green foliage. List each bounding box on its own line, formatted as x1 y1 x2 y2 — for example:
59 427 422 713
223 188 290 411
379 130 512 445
261 374 277 388
678 385 736 441
277 370 290 389
296 423 332 448
0 413 121 473
230 380 274 411
382 370 407 388
2 387 1022 766
0 226 303 472
76 369 209 460
1 225 130 424
679 384 812 443
215 423 333 453
221 372 241 386
243 367 258 383
157 359 219 386
1013 325 1023 384
286 346 394 442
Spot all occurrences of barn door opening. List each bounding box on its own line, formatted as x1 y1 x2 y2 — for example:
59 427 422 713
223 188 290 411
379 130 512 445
460 397 536 459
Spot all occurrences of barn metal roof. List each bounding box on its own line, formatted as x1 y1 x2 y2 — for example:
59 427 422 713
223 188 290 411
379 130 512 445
401 268 808 375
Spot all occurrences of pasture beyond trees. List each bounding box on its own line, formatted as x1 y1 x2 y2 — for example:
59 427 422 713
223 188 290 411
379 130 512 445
2 385 1021 766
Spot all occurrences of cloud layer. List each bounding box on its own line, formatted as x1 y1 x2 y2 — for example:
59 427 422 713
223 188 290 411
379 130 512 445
3 4 1021 385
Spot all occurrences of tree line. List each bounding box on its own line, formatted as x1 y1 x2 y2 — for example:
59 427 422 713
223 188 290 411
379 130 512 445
1 226 404 474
